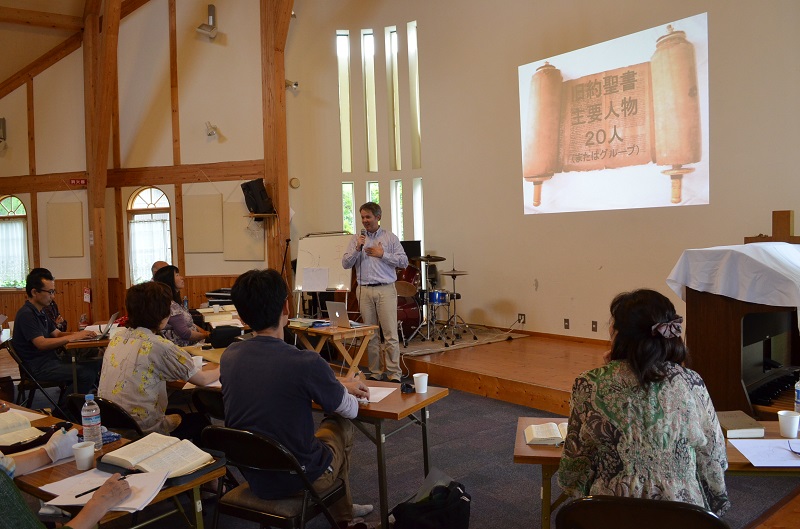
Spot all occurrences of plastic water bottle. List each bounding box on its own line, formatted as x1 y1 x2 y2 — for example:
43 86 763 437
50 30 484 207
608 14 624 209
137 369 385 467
183 296 189 310
81 394 103 451
795 380 800 413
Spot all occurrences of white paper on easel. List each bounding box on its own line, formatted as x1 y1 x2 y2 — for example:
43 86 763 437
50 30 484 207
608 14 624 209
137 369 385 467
303 268 329 292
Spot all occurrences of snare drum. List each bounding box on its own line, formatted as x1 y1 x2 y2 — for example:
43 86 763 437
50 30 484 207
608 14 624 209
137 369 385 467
427 289 450 306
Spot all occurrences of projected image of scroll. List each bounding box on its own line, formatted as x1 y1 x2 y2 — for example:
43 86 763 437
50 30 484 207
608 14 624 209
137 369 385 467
519 13 708 214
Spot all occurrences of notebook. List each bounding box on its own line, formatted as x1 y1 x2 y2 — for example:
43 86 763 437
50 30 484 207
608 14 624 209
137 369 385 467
74 312 120 341
325 302 368 329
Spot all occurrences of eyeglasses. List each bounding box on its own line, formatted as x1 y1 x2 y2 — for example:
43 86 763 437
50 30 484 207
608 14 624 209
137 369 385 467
788 440 800 456
36 289 57 295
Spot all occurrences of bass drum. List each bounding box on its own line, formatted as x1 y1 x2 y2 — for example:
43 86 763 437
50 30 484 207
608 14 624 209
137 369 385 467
397 296 421 338
397 265 421 290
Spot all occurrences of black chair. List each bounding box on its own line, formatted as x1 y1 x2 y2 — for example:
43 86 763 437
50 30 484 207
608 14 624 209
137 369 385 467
201 426 346 529
555 495 730 529
191 387 225 422
2 340 68 416
65 393 145 439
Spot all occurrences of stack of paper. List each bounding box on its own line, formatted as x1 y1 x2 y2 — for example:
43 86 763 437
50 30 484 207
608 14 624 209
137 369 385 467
43 469 169 512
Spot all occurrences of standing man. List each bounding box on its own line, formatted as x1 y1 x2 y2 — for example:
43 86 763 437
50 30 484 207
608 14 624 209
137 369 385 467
342 202 408 382
12 268 100 393
222 269 373 528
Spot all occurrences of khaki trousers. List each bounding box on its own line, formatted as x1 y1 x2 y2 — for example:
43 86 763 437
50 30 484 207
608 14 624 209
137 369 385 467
313 415 354 522
356 283 401 379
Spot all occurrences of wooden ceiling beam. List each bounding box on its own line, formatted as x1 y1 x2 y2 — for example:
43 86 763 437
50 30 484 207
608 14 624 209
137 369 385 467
0 33 81 100
0 6 83 30
0 0 151 102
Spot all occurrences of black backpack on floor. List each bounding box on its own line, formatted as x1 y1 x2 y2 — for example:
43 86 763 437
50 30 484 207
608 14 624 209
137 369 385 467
392 480 471 529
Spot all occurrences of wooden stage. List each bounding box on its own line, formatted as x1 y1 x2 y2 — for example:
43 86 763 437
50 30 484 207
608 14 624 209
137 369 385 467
400 333 608 416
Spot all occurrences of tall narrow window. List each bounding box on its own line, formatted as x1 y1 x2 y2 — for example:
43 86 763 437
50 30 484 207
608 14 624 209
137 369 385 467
0 195 29 288
385 27 402 171
407 21 422 169
412 178 424 249
391 180 404 239
342 182 355 233
337 31 353 173
367 181 380 204
362 30 378 172
128 187 171 285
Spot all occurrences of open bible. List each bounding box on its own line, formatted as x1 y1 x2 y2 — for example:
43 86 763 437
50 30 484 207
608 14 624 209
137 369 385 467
100 432 214 478
523 421 568 446
0 411 46 446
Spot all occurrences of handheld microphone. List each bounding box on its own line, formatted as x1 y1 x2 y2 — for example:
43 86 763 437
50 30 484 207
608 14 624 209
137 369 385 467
358 228 366 251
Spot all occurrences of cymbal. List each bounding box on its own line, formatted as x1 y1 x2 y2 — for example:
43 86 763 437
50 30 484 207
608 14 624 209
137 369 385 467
410 254 446 263
440 269 468 277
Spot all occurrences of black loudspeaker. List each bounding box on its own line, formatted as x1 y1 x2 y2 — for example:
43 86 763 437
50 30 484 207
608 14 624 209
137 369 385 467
241 179 275 218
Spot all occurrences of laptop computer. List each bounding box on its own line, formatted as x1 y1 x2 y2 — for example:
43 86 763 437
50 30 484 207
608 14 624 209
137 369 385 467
75 311 120 341
325 301 368 328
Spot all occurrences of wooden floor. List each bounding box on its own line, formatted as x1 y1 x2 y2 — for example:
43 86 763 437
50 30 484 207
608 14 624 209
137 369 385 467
2 333 798 529
401 333 608 416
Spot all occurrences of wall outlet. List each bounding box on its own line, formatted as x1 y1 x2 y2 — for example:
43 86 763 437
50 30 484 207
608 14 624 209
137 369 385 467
517 313 526 324
592 321 597 332
564 318 570 330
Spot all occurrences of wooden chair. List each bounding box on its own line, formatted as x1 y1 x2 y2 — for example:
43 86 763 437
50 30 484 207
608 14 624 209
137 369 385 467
201 426 346 529
555 495 730 529
2 340 68 416
65 393 145 439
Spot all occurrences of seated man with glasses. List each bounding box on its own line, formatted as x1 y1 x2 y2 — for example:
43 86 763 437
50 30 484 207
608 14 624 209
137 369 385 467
11 268 101 394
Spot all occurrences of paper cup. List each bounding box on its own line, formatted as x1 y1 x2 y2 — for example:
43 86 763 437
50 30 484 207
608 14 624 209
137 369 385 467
413 373 429 394
7 321 13 333
72 441 96 470
778 410 800 438
213 304 220 313
192 355 204 371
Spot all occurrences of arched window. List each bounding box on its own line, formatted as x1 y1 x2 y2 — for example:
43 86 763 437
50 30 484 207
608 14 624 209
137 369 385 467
0 195 29 288
127 187 171 285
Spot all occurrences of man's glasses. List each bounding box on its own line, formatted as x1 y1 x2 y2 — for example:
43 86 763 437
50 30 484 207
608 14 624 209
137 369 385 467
788 440 800 456
36 289 57 295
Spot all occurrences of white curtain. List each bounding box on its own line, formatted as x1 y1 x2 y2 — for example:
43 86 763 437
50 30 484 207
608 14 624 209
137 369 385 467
0 218 29 288
129 214 170 285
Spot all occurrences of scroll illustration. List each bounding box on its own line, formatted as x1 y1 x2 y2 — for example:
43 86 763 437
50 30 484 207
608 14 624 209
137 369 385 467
519 14 708 213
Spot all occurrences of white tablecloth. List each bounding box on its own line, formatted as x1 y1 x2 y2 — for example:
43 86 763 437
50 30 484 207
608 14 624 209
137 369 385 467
666 242 800 315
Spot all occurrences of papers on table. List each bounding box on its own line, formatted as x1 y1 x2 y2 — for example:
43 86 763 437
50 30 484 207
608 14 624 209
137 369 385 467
366 386 397 403
729 439 800 467
43 469 169 512
183 379 222 390
209 320 244 329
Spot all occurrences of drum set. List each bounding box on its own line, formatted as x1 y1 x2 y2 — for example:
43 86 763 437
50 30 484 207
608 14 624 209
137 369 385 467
395 255 478 347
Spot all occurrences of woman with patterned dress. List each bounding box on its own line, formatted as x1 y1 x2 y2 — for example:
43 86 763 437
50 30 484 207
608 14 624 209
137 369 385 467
98 282 219 443
557 289 730 516
153 265 209 347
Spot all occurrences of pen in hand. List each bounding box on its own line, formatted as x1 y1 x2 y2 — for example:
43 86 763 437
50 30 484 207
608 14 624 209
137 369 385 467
75 475 127 498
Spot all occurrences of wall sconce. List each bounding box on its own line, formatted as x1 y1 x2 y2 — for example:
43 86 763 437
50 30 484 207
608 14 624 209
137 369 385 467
205 121 218 137
0 118 6 151
285 80 299 91
196 4 217 39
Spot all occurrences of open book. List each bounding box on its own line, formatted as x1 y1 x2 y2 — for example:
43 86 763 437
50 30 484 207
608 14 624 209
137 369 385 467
523 421 568 445
100 432 214 478
0 410 46 446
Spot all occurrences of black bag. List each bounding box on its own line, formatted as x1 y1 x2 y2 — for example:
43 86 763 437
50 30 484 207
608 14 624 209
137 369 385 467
392 480 471 529
210 326 241 349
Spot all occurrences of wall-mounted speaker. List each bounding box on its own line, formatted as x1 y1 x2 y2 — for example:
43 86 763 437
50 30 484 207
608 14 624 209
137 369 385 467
241 179 275 220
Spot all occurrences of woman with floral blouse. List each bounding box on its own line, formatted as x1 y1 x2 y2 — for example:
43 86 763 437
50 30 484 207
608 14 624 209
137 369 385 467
558 289 729 516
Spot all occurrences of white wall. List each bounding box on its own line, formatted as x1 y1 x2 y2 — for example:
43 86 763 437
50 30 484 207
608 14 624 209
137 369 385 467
3 0 799 338
285 0 800 336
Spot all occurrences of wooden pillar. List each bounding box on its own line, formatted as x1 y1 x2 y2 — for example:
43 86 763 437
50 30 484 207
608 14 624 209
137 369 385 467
260 0 293 295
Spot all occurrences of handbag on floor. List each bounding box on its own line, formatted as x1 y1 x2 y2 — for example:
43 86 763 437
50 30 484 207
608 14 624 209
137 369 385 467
392 478 471 529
